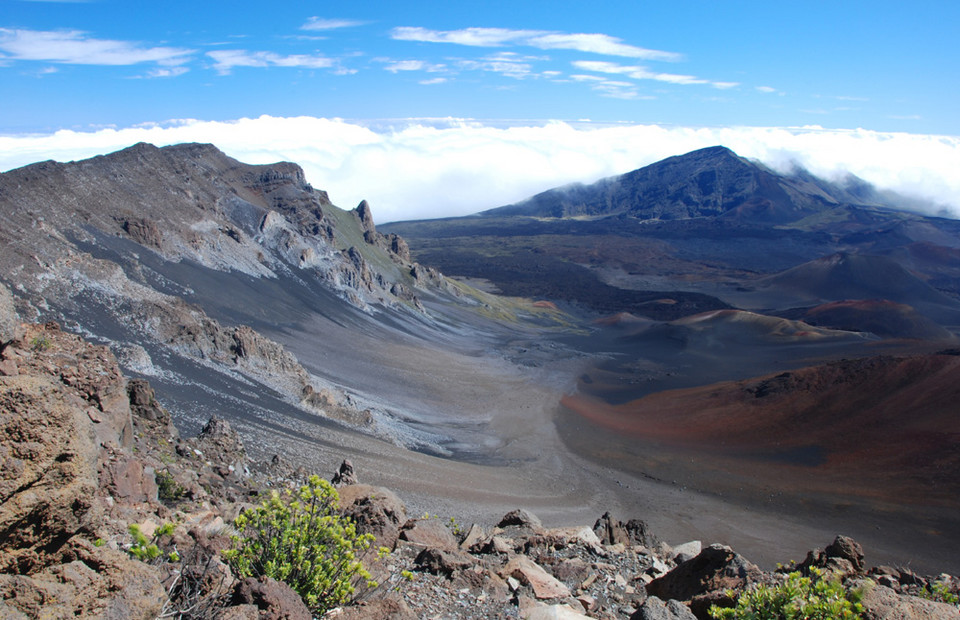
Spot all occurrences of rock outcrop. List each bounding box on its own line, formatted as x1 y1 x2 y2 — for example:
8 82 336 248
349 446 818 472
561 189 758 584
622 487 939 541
0 282 20 345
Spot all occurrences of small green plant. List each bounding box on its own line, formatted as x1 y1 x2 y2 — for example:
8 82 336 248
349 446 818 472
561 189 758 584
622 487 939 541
29 334 51 351
447 516 463 537
223 474 376 615
920 581 960 605
156 469 185 502
710 567 865 620
128 522 176 564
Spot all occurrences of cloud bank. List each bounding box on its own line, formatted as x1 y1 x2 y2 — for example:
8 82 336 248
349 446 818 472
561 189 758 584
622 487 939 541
1 116 958 223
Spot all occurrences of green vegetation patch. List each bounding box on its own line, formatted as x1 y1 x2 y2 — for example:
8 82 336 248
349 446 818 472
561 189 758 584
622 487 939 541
223 475 376 615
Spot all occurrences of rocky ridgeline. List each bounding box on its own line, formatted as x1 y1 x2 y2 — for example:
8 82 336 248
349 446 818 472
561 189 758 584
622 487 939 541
0 143 465 438
1 300 959 618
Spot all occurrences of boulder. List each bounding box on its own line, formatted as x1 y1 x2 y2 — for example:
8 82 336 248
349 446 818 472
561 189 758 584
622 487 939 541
338 484 406 551
101 455 158 503
498 508 543 531
672 541 703 564
594 511 630 546
414 547 477 576
594 512 658 548
331 458 358 486
794 536 867 577
127 378 171 427
825 535 865 573
630 596 698 620
646 544 763 619
231 576 312 620
500 556 572 600
860 583 960 620
329 594 417 619
399 517 459 551
523 603 593 619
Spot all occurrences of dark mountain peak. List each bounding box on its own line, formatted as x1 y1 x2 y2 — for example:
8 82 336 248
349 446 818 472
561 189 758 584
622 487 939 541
654 144 742 166
481 145 853 223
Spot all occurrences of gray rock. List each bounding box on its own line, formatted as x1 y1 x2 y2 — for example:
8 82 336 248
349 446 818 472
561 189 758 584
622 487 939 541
825 535 865 572
331 459 358 486
672 541 703 564
861 583 959 620
498 508 543 531
646 544 763 618
414 547 476 575
630 596 697 620
0 283 19 346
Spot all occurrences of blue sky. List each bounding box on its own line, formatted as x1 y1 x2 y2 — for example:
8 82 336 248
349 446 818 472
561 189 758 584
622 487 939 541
2 0 959 221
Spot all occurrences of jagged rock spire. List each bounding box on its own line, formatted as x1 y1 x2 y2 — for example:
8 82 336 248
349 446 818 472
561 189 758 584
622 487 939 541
355 200 376 234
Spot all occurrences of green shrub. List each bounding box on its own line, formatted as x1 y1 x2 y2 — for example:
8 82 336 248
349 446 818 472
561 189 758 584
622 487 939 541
156 469 185 502
29 335 51 351
710 567 865 619
128 522 176 564
920 581 960 605
223 475 376 615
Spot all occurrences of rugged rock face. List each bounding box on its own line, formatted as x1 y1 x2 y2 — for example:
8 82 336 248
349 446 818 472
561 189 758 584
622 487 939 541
0 142 466 439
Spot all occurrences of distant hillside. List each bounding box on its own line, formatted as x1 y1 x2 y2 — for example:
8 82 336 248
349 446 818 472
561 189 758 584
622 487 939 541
384 146 960 330
482 145 873 223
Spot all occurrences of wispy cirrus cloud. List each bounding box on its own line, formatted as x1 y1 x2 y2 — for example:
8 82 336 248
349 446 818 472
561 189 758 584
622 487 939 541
381 59 447 73
457 52 542 80
573 59 737 89
391 26 680 61
571 74 646 100
301 17 368 31
0 28 194 66
207 49 337 75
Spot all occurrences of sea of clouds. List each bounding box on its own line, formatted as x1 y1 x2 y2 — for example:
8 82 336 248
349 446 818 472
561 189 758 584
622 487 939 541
1 115 958 223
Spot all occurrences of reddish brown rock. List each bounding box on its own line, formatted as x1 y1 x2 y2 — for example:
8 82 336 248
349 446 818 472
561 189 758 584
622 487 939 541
338 484 407 551
500 556 572 600
232 576 312 620
399 517 459 552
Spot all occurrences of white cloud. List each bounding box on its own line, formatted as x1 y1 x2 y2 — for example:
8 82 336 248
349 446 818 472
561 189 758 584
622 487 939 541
392 26 540 47
382 59 446 73
301 17 367 31
527 33 681 61
756 85 779 94
457 53 536 79
1 116 958 223
0 28 194 66
572 59 735 89
207 50 336 75
139 67 189 79
391 26 679 60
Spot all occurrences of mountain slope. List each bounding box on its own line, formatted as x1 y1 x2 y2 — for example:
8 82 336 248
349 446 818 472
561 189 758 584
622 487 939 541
385 145 960 332
0 142 570 453
482 145 868 223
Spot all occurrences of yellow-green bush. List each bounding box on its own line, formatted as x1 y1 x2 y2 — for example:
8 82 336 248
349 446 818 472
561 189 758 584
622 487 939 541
223 475 375 614
710 567 865 620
